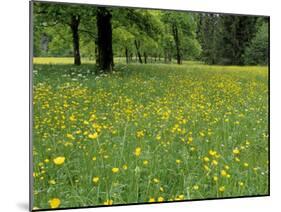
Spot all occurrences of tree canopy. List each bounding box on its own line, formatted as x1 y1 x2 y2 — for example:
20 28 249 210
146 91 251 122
33 2 269 70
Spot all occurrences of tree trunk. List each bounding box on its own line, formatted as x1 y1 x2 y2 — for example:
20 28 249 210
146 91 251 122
144 52 147 64
130 53 133 62
172 24 181 65
94 39 99 65
70 15 81 65
134 40 143 64
125 47 129 64
96 8 113 73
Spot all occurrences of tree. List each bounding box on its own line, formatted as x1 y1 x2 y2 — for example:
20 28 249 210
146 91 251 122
243 20 269 65
162 12 198 64
96 7 114 72
197 14 220 64
34 2 94 65
217 15 258 65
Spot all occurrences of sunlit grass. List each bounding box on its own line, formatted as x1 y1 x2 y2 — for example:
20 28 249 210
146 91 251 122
33 57 96 64
32 62 269 210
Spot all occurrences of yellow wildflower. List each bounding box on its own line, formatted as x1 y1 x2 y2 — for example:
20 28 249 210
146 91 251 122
149 197 155 202
104 200 113 205
112 167 119 173
203 157 210 162
53 156 65 165
221 170 227 177
176 159 181 164
219 186 225 192
212 160 218 166
92 176 99 184
49 180 56 185
233 148 240 155
134 147 141 157
158 197 164 202
209 150 216 156
49 198 61 208
156 135 161 140
153 178 160 183
136 130 144 138
88 132 98 139
193 185 199 190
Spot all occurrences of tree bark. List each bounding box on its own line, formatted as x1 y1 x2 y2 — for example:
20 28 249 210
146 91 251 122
134 40 143 64
144 52 147 64
94 39 99 65
96 8 113 73
70 15 81 65
125 47 129 64
172 24 181 65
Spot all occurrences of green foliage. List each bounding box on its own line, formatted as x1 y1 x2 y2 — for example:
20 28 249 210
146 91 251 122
33 2 268 66
32 63 269 209
243 22 269 65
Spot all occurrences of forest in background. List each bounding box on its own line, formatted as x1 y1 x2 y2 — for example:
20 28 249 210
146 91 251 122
33 2 269 72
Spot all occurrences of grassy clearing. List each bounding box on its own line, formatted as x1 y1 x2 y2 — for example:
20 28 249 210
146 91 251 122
32 61 269 210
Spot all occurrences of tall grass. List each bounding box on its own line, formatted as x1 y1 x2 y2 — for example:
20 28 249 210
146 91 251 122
32 61 268 210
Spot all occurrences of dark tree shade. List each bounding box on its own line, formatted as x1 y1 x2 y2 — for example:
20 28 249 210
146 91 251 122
218 15 258 65
70 15 81 65
96 7 114 73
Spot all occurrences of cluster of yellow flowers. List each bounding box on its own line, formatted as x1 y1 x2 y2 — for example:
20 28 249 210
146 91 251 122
32 64 268 209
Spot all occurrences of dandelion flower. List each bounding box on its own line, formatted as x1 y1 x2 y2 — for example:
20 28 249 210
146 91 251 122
219 186 225 192
232 148 240 155
92 176 99 184
158 197 164 202
203 157 210 162
143 160 148 165
149 197 155 202
88 132 98 139
244 163 249 167
53 156 65 165
209 150 216 156
122 164 128 170
153 178 160 183
176 159 181 164
193 185 199 190
213 176 218 181
49 198 61 208
49 180 56 185
178 195 184 200
104 200 113 205
136 130 144 138
221 170 227 177
112 167 119 173
212 160 218 166
134 147 141 157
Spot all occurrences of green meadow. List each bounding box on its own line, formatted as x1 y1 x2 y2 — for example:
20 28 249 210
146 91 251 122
32 59 269 209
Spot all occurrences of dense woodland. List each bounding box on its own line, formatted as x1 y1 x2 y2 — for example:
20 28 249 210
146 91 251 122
33 2 269 72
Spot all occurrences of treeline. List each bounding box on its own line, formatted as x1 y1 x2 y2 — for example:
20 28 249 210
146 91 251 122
33 2 269 72
197 14 269 65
